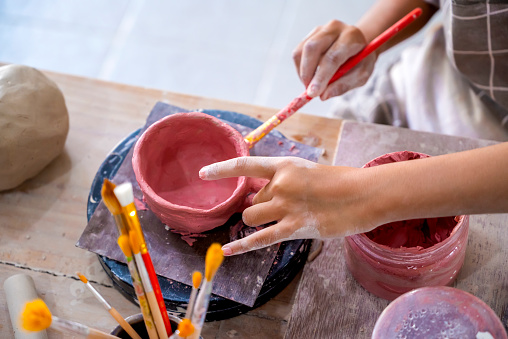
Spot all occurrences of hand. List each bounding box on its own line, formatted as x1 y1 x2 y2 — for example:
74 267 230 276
293 20 377 100
199 156 376 256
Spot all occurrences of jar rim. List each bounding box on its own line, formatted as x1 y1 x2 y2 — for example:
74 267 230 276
346 215 468 263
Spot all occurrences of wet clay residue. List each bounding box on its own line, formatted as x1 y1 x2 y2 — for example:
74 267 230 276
292 133 322 147
365 217 458 249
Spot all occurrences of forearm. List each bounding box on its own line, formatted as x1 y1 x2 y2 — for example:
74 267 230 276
365 143 508 226
357 0 438 54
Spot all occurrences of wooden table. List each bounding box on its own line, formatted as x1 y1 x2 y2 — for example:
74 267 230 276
0 69 342 338
285 121 508 338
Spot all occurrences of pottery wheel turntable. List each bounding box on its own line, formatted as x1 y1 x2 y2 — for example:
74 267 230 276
86 107 316 321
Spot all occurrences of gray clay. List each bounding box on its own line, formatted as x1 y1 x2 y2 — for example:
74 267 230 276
0 64 69 191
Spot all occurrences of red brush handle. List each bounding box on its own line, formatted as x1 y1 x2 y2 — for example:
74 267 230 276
244 8 422 148
142 251 173 335
328 7 422 84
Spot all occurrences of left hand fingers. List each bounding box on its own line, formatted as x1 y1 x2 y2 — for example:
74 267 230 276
242 201 283 227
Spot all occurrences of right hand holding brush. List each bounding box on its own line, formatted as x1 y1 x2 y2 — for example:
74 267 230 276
293 20 376 100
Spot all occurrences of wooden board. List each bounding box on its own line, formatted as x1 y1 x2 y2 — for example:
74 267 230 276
285 121 508 338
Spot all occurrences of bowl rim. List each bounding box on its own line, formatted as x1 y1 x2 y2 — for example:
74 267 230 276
132 112 250 214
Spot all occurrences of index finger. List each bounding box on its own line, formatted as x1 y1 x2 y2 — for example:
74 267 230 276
199 156 281 181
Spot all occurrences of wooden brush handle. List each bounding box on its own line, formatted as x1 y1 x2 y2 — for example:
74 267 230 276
87 328 122 339
135 252 168 339
108 308 142 339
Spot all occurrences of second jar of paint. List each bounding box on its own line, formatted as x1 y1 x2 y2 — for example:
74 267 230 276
344 151 469 301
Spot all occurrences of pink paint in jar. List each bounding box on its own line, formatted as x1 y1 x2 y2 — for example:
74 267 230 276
344 151 469 301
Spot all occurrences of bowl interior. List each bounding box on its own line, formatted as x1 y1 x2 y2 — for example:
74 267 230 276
136 114 245 209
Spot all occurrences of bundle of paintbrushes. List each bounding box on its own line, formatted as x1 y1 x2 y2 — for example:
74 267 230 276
101 179 173 339
169 243 223 339
101 180 224 339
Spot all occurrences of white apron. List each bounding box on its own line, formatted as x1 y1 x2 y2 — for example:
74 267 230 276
330 0 508 142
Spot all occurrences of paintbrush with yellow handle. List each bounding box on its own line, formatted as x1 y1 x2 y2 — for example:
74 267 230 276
20 298 120 339
190 243 224 339
76 272 142 339
102 180 159 338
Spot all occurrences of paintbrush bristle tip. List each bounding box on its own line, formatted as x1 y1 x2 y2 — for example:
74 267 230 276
177 319 195 337
113 182 134 207
205 243 224 281
101 179 122 215
76 272 87 284
21 299 52 332
192 271 202 289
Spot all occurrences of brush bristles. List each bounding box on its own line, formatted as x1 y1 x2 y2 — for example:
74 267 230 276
113 182 134 207
205 243 224 281
118 234 132 258
177 319 194 337
21 299 52 332
192 271 202 289
76 272 88 284
101 179 123 215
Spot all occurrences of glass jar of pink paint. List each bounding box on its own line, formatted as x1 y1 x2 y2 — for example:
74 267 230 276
344 151 469 301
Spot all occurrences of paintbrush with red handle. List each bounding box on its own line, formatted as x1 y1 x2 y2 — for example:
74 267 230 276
244 7 423 147
101 180 159 339
114 182 173 338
